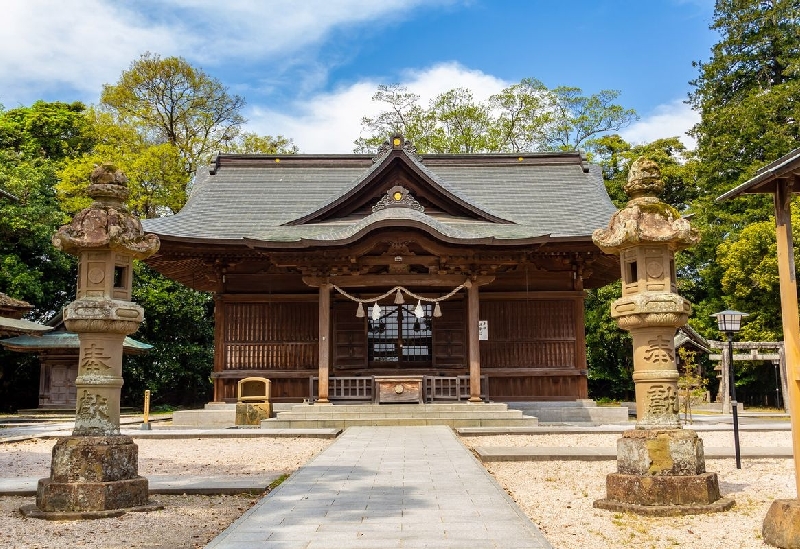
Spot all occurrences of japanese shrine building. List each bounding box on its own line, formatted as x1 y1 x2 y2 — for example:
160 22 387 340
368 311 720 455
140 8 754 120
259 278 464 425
142 136 619 404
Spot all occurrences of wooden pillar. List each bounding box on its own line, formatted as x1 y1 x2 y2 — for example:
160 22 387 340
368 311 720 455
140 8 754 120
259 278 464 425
212 294 225 402
719 349 731 414
467 281 482 403
317 284 331 404
574 293 588 399
773 179 800 495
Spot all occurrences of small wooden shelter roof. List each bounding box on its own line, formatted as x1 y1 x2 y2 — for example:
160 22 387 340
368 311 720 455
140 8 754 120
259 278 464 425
1 332 151 354
717 146 800 201
0 311 150 354
674 324 711 354
143 145 618 248
0 292 51 337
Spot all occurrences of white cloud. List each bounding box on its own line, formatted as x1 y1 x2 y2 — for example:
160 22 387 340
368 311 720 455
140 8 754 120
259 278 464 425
247 62 510 153
166 0 453 61
0 1 177 106
0 0 454 107
621 100 700 150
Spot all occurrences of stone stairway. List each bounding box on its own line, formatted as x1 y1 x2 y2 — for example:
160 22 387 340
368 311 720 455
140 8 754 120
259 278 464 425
260 402 539 429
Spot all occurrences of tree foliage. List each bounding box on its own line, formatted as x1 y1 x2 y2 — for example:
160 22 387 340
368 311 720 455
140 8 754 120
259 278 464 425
124 263 214 407
100 52 247 177
355 80 636 155
57 110 188 218
585 282 634 400
585 136 700 398
0 102 94 411
686 0 800 342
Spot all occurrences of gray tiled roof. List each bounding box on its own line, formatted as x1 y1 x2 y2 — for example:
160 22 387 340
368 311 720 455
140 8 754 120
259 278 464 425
143 150 618 245
1 332 151 353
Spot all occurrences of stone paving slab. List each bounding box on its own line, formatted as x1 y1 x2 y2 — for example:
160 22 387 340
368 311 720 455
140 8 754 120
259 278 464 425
205 426 553 549
476 446 795 462
0 474 282 496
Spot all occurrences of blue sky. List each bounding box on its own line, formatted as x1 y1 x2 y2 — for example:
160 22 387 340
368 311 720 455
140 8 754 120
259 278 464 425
0 0 716 152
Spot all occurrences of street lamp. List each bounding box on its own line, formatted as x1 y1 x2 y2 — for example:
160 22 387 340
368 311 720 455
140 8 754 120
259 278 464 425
712 309 749 469
773 360 782 410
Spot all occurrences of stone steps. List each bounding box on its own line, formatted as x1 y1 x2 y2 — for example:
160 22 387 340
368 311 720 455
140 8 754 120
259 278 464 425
260 402 539 429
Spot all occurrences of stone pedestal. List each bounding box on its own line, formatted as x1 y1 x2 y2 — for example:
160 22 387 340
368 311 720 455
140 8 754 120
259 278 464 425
593 429 733 515
236 402 272 425
763 499 800 548
20 436 161 519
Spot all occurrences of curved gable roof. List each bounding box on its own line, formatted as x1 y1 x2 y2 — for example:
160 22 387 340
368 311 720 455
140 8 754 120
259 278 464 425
142 147 617 247
284 146 511 225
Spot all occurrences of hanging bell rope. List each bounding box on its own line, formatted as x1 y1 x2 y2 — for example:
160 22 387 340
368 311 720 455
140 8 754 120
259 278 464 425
331 281 468 319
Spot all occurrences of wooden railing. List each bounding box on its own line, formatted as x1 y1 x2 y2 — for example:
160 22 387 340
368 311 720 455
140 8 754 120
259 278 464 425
309 375 488 402
309 377 373 401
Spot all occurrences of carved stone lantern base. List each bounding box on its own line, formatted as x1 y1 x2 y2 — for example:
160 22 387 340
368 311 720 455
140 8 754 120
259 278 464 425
593 429 734 516
763 499 800 548
20 435 162 520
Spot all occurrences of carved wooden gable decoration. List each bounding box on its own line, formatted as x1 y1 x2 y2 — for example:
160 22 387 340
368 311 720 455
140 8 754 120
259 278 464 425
285 135 509 226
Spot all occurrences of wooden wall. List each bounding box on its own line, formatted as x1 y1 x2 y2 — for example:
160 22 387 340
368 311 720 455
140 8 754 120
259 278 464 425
213 295 318 402
212 290 587 402
480 292 587 400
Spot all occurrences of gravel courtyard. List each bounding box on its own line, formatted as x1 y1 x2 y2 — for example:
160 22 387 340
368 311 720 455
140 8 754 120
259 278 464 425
0 429 794 549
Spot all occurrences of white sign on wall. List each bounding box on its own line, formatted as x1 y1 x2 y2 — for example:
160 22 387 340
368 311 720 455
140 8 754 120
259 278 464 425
478 320 488 341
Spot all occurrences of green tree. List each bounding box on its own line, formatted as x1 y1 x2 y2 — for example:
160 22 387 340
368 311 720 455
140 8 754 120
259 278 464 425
541 87 637 154
0 100 95 161
57 110 187 217
225 132 299 155
100 52 247 176
355 80 636 155
686 0 800 341
354 84 435 153
488 78 552 153
0 102 95 411
716 207 800 342
60 54 297 219
424 88 496 153
125 263 214 407
593 135 699 210
585 282 634 400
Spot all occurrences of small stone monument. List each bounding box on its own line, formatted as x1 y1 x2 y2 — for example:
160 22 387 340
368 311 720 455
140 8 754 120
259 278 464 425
592 158 733 515
20 164 161 519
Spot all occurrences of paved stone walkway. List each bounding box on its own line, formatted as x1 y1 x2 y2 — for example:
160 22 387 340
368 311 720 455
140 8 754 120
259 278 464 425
205 426 553 549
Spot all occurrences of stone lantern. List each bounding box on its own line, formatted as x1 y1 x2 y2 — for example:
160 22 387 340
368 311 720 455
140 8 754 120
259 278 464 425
592 158 732 514
21 164 161 519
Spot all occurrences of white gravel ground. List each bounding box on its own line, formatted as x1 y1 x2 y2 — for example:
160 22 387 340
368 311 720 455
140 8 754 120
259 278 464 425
0 430 795 549
462 431 796 549
0 437 331 549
